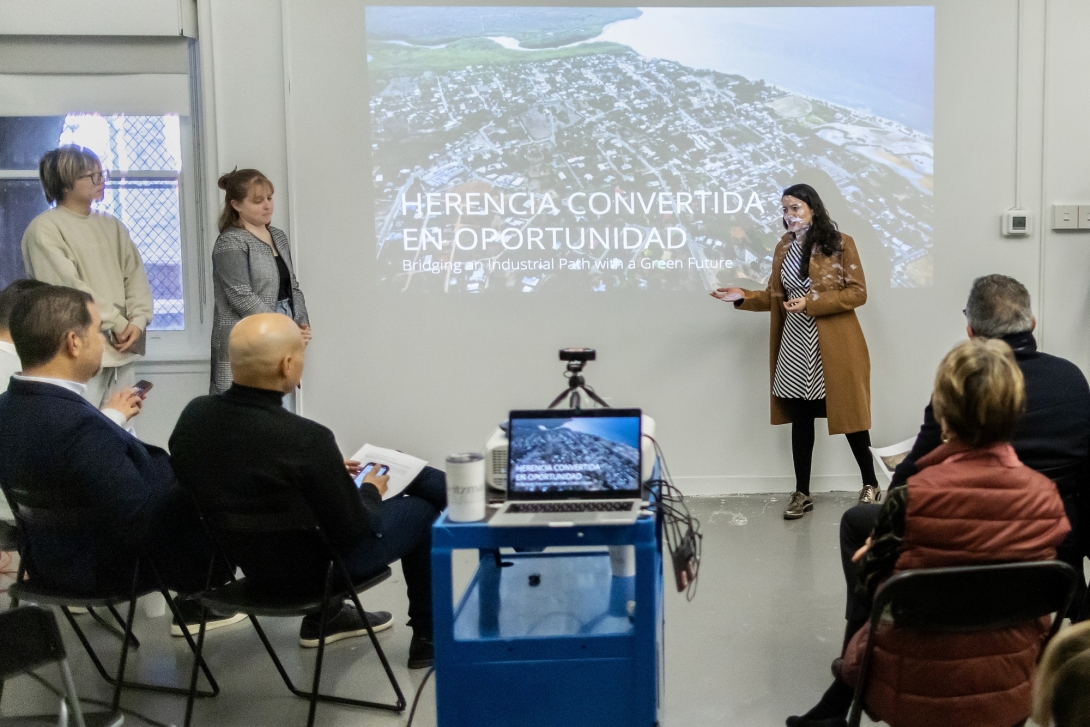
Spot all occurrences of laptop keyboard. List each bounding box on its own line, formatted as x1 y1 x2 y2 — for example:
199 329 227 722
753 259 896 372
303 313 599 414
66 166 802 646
507 501 636 514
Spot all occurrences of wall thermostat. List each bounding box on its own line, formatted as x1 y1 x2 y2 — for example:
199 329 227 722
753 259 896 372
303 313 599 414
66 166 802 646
1002 208 1033 237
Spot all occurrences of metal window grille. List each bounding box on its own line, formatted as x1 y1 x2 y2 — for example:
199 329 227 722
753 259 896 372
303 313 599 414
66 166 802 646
98 180 184 330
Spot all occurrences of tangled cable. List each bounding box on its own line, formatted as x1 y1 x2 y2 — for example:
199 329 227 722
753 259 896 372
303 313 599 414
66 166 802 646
643 436 702 601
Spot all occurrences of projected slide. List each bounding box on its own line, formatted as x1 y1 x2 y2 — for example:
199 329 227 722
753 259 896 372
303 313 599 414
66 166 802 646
368 6 934 293
509 416 641 493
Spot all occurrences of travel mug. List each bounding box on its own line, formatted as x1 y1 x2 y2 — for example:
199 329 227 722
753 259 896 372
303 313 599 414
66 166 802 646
446 453 486 521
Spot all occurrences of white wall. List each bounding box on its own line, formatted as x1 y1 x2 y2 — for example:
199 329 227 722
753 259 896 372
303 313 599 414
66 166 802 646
129 0 1090 495
265 0 1090 494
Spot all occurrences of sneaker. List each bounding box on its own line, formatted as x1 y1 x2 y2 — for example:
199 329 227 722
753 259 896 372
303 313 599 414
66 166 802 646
171 599 248 637
408 631 434 670
857 484 882 504
783 491 814 520
299 602 393 648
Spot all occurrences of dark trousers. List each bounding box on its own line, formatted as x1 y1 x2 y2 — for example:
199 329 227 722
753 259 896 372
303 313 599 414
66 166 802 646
341 466 447 634
839 503 882 649
779 397 878 496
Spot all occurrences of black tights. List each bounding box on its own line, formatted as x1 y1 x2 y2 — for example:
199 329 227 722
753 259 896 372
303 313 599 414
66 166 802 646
779 397 878 495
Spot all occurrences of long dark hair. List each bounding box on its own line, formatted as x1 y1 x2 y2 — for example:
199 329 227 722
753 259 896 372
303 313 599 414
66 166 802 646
782 183 841 279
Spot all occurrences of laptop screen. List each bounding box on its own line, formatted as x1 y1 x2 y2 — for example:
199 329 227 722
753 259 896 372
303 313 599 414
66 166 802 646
507 408 642 500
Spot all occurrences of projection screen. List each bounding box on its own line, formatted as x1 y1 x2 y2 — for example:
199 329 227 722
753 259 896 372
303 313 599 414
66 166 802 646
367 6 934 294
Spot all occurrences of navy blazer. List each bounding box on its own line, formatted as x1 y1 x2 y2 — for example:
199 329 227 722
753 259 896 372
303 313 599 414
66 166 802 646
0 377 182 594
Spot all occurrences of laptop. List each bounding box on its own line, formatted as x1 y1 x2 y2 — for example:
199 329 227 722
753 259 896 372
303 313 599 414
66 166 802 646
489 408 644 527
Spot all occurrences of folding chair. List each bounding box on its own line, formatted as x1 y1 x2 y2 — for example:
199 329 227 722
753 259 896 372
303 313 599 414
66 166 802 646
0 605 123 727
1 482 219 713
847 560 1078 727
183 503 405 727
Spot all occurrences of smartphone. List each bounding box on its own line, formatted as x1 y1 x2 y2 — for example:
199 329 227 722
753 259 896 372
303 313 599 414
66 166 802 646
354 462 390 488
133 380 154 396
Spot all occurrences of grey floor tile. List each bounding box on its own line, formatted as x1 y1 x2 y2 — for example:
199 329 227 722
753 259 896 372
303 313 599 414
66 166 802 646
0 494 890 726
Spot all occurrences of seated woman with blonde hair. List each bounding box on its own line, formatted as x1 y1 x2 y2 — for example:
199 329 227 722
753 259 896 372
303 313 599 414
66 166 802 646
791 338 1071 727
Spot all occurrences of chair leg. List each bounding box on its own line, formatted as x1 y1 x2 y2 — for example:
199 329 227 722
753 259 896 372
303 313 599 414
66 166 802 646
10 561 24 608
110 571 141 712
306 595 332 727
83 606 139 649
248 605 405 715
58 658 88 727
248 613 308 696
183 604 210 727
346 589 407 710
61 606 125 686
160 589 219 697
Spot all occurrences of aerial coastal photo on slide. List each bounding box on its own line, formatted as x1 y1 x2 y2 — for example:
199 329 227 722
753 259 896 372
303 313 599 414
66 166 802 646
509 415 641 493
367 6 934 294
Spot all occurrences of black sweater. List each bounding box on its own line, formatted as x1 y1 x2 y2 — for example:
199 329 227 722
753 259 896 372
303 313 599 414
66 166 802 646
891 331 1090 489
169 384 381 591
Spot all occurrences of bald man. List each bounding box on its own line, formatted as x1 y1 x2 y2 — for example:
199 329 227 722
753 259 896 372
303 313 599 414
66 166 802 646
169 313 446 668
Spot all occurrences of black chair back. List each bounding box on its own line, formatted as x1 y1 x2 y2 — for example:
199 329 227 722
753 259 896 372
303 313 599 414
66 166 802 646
877 560 1078 633
196 496 339 598
847 560 1078 727
0 605 66 680
1 481 135 597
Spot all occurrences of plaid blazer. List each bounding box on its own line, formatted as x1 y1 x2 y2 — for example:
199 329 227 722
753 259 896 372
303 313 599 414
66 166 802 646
210 225 309 394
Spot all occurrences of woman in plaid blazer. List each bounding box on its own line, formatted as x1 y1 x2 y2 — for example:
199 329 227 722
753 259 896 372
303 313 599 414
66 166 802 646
210 169 309 394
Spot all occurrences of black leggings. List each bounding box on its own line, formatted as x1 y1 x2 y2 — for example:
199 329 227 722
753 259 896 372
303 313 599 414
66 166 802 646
779 397 878 495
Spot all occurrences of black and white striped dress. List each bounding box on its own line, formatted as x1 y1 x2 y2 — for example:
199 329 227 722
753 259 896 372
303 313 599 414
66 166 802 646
772 238 825 400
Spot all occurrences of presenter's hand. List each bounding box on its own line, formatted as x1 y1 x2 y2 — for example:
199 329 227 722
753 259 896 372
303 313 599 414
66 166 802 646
113 323 142 353
104 387 144 421
711 287 744 302
851 536 873 563
345 460 363 477
784 297 808 314
300 324 312 347
362 469 390 497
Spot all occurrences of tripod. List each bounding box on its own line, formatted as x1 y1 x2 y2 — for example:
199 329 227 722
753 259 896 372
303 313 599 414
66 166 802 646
548 359 610 410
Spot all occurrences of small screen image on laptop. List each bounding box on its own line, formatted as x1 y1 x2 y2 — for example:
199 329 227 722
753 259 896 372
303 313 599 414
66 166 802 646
507 409 641 498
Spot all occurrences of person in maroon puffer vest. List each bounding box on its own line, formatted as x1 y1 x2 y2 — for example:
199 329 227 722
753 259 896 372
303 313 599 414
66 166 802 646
834 339 1068 727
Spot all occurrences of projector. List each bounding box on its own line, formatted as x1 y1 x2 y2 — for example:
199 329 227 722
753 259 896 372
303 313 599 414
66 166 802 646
485 414 658 491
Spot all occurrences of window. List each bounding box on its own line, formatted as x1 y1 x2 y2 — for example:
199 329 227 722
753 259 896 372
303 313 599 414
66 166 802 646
0 114 186 331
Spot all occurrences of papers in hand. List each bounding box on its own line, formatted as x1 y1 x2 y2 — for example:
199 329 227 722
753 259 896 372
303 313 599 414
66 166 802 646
350 444 427 501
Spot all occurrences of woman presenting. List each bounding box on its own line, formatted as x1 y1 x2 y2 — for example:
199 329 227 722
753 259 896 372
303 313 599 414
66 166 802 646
713 183 879 519
210 168 310 395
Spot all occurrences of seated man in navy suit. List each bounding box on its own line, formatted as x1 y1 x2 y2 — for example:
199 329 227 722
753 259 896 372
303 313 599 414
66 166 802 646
0 284 242 636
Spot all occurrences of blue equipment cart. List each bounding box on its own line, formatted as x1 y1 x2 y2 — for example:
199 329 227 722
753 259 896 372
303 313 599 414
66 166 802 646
431 511 662 727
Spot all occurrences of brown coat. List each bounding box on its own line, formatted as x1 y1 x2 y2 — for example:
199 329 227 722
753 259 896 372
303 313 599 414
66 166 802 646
736 233 871 435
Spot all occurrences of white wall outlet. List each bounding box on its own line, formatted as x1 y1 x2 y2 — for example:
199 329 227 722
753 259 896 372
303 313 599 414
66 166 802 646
1079 206 1090 230
1053 205 1079 230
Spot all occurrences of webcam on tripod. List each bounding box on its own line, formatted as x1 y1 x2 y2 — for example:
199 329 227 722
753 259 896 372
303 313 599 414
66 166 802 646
549 348 609 410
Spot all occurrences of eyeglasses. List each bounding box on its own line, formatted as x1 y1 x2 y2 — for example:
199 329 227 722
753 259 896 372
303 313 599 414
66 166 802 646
77 170 110 185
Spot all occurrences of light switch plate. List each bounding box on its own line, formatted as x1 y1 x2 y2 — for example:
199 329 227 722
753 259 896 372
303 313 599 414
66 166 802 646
1053 205 1079 230
1079 206 1090 230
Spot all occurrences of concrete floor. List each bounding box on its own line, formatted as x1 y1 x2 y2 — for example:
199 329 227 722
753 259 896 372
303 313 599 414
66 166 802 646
0 493 889 727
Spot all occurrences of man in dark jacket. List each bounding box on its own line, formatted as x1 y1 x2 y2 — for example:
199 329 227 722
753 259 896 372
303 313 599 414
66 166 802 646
0 285 242 636
789 274 1090 727
168 313 445 669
